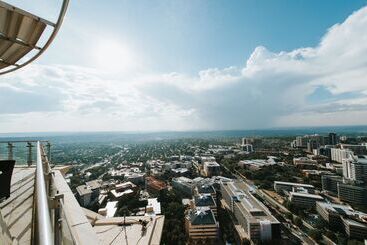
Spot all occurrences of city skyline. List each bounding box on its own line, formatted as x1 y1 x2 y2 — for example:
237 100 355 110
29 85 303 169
1 1 367 132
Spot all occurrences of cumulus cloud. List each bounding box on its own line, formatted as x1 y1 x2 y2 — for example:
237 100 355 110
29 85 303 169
1 6 367 132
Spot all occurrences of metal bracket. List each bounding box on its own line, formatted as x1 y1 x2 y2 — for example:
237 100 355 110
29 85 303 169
49 194 64 209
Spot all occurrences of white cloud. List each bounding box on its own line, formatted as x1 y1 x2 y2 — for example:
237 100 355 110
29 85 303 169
1 6 367 132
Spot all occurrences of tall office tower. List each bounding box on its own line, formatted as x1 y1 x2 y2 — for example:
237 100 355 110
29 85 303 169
329 133 338 145
342 156 367 183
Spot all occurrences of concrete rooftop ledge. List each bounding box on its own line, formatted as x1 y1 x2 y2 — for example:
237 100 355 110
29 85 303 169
53 170 100 245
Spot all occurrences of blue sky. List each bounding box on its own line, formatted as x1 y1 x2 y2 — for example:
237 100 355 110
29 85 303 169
14 0 366 72
1 0 367 132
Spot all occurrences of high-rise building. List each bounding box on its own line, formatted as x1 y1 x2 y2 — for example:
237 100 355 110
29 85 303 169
331 148 353 163
241 144 254 153
342 156 367 183
328 133 338 145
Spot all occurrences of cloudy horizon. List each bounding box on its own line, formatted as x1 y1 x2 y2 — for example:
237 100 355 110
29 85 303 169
1 1 367 133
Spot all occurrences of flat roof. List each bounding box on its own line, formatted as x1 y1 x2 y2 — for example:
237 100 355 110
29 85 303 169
110 189 134 198
146 198 161 215
105 201 118 218
274 181 314 188
289 192 324 200
173 176 193 183
223 181 278 223
94 215 165 245
76 185 92 196
204 161 220 166
86 179 102 190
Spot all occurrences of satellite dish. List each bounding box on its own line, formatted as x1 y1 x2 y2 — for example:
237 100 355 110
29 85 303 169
0 0 69 75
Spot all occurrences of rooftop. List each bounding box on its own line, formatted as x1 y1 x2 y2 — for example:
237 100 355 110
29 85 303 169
93 215 165 245
76 184 93 196
223 181 279 224
146 198 161 215
274 181 314 188
188 207 216 226
197 184 215 194
86 179 102 190
173 176 193 184
317 202 367 224
289 192 324 200
194 195 216 207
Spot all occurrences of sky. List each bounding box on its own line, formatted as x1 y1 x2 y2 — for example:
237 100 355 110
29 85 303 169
1 0 367 132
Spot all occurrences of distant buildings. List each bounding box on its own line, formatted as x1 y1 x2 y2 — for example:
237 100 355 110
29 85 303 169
193 195 217 217
322 175 343 195
185 207 218 244
203 161 221 177
125 173 145 184
294 133 339 150
273 181 315 194
342 156 367 182
184 177 219 244
241 144 254 153
238 157 276 171
109 181 137 201
221 180 281 243
145 198 162 216
76 180 102 207
145 176 167 195
331 148 353 163
195 184 217 200
321 175 367 206
316 202 367 240
172 177 194 196
289 192 324 209
76 185 93 207
295 134 325 151
340 144 367 155
241 137 262 147
337 183 367 206
293 157 318 169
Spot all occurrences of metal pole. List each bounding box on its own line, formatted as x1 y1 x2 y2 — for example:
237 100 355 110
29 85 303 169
7 142 14 160
36 141 53 245
47 142 51 164
27 142 33 166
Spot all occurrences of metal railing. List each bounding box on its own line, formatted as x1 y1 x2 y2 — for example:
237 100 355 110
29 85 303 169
0 140 79 245
0 140 51 166
35 141 53 245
